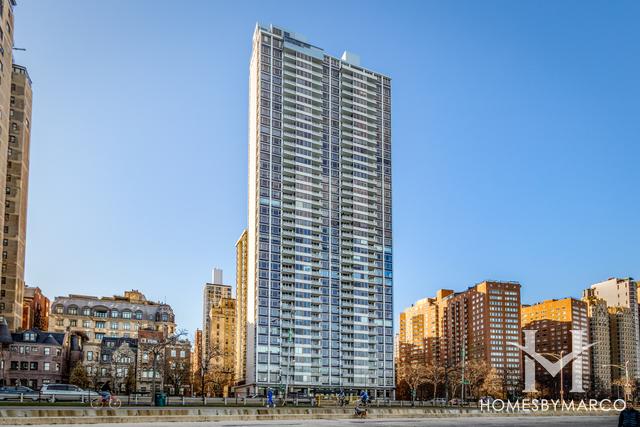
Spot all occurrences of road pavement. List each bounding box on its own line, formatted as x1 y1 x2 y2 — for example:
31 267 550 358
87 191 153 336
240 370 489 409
2 416 618 427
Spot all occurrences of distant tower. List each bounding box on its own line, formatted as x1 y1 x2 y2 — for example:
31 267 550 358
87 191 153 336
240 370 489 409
202 268 232 360
212 268 223 285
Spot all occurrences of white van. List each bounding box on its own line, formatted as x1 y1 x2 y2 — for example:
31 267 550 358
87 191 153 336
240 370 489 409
39 384 100 402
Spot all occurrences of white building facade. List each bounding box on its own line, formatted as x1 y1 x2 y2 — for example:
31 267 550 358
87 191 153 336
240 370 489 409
244 25 394 397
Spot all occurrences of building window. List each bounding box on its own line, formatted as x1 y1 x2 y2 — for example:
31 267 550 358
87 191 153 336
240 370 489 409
43 362 50 371
44 347 50 356
86 351 93 361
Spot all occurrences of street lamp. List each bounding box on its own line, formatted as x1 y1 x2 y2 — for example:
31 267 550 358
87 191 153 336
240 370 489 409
539 351 565 403
605 361 632 401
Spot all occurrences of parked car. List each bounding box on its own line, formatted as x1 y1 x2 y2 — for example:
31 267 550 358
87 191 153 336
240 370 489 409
0 386 39 401
425 397 447 406
449 398 466 405
39 384 100 402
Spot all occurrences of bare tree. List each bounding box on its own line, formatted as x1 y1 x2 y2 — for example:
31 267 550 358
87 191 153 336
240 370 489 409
463 360 491 399
85 362 102 390
446 365 463 399
196 341 235 402
479 367 505 399
398 361 428 405
143 329 188 400
424 362 446 400
164 354 191 395
109 341 136 393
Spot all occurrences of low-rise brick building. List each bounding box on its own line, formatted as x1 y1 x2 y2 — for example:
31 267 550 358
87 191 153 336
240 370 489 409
0 320 67 389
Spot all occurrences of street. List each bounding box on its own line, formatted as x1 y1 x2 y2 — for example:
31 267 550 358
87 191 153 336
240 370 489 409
1 416 618 427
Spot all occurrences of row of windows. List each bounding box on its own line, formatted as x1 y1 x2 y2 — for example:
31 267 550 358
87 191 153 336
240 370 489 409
9 361 60 371
54 305 146 319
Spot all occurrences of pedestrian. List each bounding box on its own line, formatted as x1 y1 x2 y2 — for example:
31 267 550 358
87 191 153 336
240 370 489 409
619 401 640 427
266 388 275 408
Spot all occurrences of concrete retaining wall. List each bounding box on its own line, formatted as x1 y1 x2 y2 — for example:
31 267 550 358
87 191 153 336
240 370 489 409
0 407 616 425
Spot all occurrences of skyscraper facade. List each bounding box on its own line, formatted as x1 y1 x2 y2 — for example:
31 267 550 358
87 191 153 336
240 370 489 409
245 24 393 397
202 269 232 361
0 1 29 332
0 64 32 332
585 277 640 379
582 295 612 395
235 229 248 385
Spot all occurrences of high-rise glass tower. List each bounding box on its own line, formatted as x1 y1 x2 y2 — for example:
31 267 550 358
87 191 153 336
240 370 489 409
244 24 393 398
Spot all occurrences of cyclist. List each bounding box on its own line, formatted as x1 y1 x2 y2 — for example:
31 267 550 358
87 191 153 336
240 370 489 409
359 390 369 406
266 388 275 408
99 381 112 403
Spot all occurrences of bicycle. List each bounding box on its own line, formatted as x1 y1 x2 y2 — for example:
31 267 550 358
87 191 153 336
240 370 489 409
90 394 122 408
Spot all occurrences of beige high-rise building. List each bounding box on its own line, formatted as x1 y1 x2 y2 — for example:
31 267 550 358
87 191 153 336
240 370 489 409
208 296 236 396
582 295 612 395
608 306 637 383
585 277 640 379
202 270 232 363
0 63 31 332
398 298 429 364
235 230 248 385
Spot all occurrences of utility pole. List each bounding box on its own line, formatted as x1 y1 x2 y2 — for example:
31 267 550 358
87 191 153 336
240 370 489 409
559 350 564 403
286 328 292 399
460 335 466 405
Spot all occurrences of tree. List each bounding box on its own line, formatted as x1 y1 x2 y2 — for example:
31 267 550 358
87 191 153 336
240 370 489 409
164 352 191 396
69 362 91 389
424 362 446 399
479 367 505 399
85 362 102 390
196 341 235 401
464 360 491 399
109 341 136 393
143 330 187 399
398 361 428 405
124 367 137 394
446 365 463 399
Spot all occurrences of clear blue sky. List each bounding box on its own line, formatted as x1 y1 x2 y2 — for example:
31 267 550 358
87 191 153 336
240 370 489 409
16 1 640 338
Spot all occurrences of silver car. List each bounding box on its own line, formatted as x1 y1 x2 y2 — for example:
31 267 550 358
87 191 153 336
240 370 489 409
39 384 100 402
0 386 40 401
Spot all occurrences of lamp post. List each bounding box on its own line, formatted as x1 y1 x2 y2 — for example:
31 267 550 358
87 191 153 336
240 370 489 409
605 361 632 401
540 351 565 402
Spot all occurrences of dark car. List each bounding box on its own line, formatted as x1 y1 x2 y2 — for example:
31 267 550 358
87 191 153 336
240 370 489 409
0 386 40 401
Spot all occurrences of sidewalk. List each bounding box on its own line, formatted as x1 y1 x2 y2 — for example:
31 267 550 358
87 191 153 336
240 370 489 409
0 406 616 425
